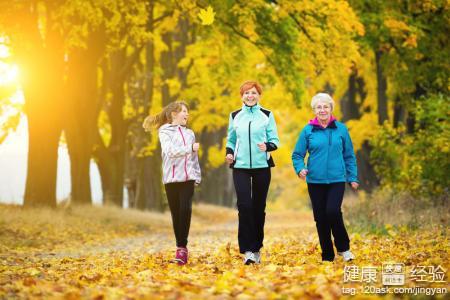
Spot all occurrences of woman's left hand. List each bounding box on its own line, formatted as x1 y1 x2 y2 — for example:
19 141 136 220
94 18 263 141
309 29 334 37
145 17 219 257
350 182 359 190
257 143 267 152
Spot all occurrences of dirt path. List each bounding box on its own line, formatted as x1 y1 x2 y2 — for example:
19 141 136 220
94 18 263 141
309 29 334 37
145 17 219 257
2 206 446 299
30 210 316 260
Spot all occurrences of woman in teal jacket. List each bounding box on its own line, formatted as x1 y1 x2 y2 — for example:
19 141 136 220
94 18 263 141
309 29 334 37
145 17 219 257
226 81 280 265
292 93 358 262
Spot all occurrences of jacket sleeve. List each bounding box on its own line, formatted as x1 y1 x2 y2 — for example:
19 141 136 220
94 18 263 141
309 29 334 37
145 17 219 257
342 127 359 183
292 127 308 175
266 112 280 149
191 132 201 184
159 130 193 158
193 153 201 184
226 113 236 155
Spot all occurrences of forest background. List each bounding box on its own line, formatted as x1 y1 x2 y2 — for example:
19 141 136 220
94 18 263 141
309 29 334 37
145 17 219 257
0 1 448 298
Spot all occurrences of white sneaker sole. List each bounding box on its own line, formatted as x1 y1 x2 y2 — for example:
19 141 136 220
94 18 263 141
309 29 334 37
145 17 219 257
338 252 355 262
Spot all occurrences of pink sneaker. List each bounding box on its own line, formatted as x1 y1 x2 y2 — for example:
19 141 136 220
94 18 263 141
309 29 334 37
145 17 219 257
175 247 188 265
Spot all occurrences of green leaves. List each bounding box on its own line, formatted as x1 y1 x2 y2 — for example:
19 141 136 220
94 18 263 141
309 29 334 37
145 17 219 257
370 94 450 198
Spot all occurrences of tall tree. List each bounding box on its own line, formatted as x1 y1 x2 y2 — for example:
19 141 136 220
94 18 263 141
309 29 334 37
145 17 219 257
1 1 66 207
340 66 378 191
132 1 165 211
64 27 106 205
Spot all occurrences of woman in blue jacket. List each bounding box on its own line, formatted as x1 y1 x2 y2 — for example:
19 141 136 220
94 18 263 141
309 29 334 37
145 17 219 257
225 81 280 265
292 93 359 262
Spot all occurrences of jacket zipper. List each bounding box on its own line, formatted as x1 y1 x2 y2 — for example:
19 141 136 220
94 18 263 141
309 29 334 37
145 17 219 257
326 129 332 182
172 165 175 178
248 121 252 168
329 130 332 145
311 126 338 182
178 127 189 181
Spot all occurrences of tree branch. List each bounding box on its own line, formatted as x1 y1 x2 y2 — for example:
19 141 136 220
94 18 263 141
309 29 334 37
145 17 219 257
268 0 313 41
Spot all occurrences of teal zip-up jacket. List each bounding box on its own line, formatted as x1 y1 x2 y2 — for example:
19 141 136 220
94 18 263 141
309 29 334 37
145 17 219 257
292 118 359 183
226 103 280 169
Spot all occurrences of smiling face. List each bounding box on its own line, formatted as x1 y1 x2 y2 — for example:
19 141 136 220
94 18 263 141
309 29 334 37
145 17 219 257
242 86 260 106
314 100 332 123
171 105 189 126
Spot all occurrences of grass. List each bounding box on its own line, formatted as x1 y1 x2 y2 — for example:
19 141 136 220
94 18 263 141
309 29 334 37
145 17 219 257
343 189 450 234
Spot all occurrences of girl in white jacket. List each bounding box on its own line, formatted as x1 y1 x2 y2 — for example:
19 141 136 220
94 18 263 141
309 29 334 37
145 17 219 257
143 101 201 265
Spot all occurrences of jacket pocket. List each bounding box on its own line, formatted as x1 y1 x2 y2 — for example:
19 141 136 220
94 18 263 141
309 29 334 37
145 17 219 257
328 158 346 179
172 165 175 178
254 149 267 166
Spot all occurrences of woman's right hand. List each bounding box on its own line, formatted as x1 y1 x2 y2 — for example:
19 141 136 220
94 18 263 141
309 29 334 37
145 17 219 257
225 154 234 165
298 169 308 180
192 143 200 152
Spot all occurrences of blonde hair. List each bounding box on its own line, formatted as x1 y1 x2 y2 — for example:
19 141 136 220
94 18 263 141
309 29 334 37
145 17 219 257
143 101 189 131
311 93 335 112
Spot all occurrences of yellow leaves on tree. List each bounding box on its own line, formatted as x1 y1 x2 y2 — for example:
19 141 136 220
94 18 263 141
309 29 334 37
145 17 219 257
384 18 418 49
198 6 215 26
346 113 379 152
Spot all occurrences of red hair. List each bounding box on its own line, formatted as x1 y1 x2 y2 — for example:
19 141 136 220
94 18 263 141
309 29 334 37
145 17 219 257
239 81 262 96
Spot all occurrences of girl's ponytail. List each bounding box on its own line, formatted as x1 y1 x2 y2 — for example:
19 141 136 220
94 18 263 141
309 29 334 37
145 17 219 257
143 101 189 131
143 112 167 131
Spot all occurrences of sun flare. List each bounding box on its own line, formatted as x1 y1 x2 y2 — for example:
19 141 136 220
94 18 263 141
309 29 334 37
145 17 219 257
0 62 19 86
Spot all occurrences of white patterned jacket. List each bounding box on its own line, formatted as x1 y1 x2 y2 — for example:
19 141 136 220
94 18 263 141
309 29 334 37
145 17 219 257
158 124 201 185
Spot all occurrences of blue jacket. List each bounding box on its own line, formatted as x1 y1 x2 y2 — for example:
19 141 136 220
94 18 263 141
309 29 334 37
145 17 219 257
226 103 280 169
292 119 358 183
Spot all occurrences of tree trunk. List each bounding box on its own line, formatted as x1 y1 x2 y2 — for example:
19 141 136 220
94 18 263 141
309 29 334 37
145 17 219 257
197 127 235 207
20 2 64 207
339 69 378 192
24 91 62 208
406 83 425 133
104 80 128 207
131 1 165 211
393 96 405 128
161 31 176 105
135 150 164 210
340 70 361 122
375 50 388 125
93 41 143 207
94 140 112 204
64 29 105 205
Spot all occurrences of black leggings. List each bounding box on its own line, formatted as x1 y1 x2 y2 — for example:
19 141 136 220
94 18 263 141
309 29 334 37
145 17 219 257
307 182 350 261
233 168 271 254
164 180 194 248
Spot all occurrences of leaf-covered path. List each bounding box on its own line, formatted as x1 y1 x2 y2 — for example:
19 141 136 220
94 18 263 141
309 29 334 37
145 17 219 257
0 204 448 299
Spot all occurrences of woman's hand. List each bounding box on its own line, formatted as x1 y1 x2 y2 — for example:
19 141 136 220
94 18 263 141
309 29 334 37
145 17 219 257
257 142 267 152
192 143 200 152
350 182 359 190
298 169 308 180
225 154 234 165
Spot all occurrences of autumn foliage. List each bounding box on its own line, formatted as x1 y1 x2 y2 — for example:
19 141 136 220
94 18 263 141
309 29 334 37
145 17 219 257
0 1 449 298
0 204 449 299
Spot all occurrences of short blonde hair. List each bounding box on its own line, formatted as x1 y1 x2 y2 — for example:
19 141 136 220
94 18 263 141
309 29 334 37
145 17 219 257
311 93 334 112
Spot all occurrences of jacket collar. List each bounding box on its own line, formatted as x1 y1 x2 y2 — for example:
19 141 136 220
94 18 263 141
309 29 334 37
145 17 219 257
242 103 261 113
309 116 337 129
159 123 186 131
